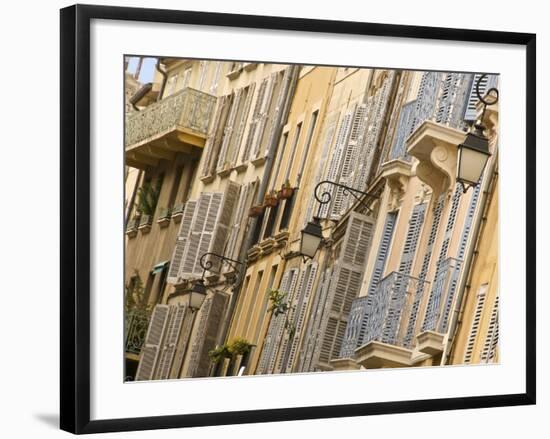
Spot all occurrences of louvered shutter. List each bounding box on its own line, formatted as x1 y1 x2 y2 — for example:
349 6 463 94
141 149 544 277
389 100 415 160
313 213 375 368
156 305 187 379
422 186 462 331
318 109 354 219
367 212 398 296
216 89 242 171
264 68 293 159
398 203 427 276
463 74 498 122
463 284 488 363
135 304 170 381
403 195 445 347
275 268 306 374
208 181 241 272
411 72 441 132
181 194 212 277
240 78 267 162
283 262 318 372
480 296 499 362
167 200 197 283
257 269 298 374
304 115 337 226
197 61 207 90
251 73 277 159
201 95 231 177
232 83 256 166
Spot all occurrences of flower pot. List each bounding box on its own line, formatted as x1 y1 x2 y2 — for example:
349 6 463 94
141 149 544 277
248 205 264 217
264 196 278 208
278 187 294 200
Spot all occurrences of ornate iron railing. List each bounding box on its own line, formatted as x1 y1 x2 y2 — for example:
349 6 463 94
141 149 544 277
124 309 151 355
363 272 431 348
125 87 216 148
421 257 463 333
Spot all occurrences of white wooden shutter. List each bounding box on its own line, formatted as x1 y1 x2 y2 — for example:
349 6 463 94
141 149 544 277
480 296 499 362
257 269 295 374
240 78 268 162
251 73 277 159
318 109 354 219
216 90 242 171
201 95 230 177
167 200 197 283
283 262 318 373
232 83 256 166
156 305 187 379
135 304 170 381
197 61 207 90
463 284 488 363
208 182 241 272
225 181 257 260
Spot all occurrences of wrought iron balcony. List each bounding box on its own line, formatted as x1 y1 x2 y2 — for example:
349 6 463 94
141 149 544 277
421 257 463 334
125 87 216 168
125 309 150 356
340 272 431 361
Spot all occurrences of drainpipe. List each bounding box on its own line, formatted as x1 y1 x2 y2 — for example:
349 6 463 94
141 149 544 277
155 58 168 102
216 65 300 349
440 148 499 365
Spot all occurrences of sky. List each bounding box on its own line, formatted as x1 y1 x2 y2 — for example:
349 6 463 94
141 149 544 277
127 57 157 84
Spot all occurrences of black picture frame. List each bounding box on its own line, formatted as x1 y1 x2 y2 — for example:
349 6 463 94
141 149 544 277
60 4 536 434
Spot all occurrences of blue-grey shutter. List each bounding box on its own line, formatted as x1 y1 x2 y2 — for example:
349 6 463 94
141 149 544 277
422 186 462 331
402 195 445 346
389 100 416 160
463 284 488 363
480 296 499 362
463 74 499 122
435 73 472 129
367 211 398 296
410 72 441 133
375 203 426 344
340 295 370 358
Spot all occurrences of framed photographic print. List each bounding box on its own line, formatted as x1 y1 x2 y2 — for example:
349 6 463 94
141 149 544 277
60 4 536 434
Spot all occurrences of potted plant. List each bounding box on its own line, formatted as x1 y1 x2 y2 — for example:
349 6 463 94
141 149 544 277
278 179 294 200
268 289 290 317
264 190 278 208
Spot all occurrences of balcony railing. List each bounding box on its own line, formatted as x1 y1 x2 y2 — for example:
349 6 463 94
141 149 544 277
363 272 431 348
125 309 150 356
125 87 216 149
421 257 463 334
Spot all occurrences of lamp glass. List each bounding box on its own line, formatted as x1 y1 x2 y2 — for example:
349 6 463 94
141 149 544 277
300 220 323 259
457 145 490 186
189 281 207 310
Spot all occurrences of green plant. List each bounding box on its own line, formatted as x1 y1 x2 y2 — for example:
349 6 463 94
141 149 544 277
284 320 296 339
228 337 254 356
208 344 231 365
135 180 160 216
268 289 290 317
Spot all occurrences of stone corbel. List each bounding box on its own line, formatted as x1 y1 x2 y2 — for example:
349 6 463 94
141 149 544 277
476 100 499 145
407 120 466 196
380 159 412 211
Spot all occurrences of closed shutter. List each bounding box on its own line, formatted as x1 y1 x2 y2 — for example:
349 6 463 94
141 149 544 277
135 304 170 381
197 61 207 90
314 213 375 368
367 212 398 296
216 89 242 172
398 203 427 276
480 296 499 362
167 200 197 283
284 262 318 372
156 305 187 379
181 194 212 277
257 269 299 375
201 95 231 177
264 68 294 160
319 109 354 219
233 83 256 166
389 100 415 160
303 114 338 226
275 269 306 374
435 73 472 129
463 284 488 363
240 78 268 162
410 72 441 133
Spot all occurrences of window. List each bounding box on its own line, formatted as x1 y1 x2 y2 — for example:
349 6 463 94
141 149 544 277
251 211 265 245
262 204 279 240
252 265 278 346
167 165 184 209
279 192 296 231
181 67 192 89
284 122 303 181
165 73 178 97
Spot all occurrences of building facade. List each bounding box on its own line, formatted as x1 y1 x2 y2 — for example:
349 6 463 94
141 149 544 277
125 60 500 381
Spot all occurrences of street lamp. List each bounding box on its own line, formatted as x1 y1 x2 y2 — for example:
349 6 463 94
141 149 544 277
190 252 244 301
456 74 498 192
299 180 378 259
